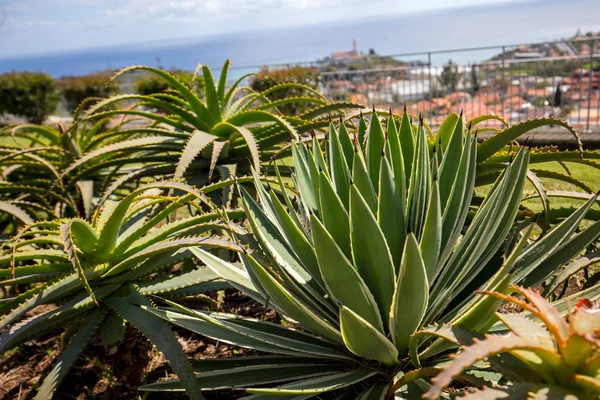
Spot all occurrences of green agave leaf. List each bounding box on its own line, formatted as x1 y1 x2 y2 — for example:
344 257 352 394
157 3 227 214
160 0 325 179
340 306 398 368
512 191 599 283
398 111 415 181
357 382 391 400
523 219 600 289
245 369 379 395
390 233 429 355
310 214 383 332
350 185 395 325
139 364 345 392
378 155 406 269
318 171 351 258
366 113 385 190
438 115 463 210
190 247 264 303
420 176 441 280
435 112 460 152
243 254 342 343
543 250 600 297
144 304 348 359
385 115 407 204
351 145 377 213
327 122 351 209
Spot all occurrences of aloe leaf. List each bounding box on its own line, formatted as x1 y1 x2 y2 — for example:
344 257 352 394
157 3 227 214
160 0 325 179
60 221 98 305
0 201 34 226
390 233 429 355
106 284 204 400
34 306 108 400
399 111 415 181
477 118 581 162
216 59 230 104
173 130 218 182
214 122 260 171
108 65 213 125
137 267 220 295
423 334 566 400
350 185 395 324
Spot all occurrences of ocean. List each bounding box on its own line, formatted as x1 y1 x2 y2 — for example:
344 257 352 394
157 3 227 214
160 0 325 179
1 0 599 78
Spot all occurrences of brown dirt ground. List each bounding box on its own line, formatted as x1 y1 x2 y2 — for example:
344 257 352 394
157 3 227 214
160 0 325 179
0 290 275 400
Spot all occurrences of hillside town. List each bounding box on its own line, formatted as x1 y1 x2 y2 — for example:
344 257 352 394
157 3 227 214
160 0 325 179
319 32 600 128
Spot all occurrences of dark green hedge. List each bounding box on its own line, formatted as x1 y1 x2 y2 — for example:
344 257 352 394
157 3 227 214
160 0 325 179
0 72 60 124
57 74 117 114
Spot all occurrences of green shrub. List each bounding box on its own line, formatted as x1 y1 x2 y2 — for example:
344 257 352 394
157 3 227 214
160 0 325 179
250 66 321 115
0 72 59 124
57 74 117 113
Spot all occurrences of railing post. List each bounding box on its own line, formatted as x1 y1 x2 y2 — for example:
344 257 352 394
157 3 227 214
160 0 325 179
587 39 595 132
501 46 506 117
428 52 432 120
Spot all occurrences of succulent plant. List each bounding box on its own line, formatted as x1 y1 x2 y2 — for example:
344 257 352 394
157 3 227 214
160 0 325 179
77 60 359 189
0 181 242 399
425 286 600 400
138 113 600 398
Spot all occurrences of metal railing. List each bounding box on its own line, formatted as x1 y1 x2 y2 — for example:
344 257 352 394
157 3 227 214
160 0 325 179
227 37 600 131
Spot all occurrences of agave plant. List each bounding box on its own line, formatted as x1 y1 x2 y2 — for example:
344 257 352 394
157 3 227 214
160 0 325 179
139 113 600 398
345 108 600 227
0 181 244 399
424 286 600 399
75 60 359 190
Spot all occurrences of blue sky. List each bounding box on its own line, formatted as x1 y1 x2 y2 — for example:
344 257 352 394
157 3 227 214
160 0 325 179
0 0 528 57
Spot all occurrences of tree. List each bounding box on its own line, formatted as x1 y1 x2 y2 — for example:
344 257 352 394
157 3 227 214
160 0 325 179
438 59 461 93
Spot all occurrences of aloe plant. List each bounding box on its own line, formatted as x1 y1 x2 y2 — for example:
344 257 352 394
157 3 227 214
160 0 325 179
0 181 244 399
0 112 150 228
139 113 600 398
77 60 359 189
424 286 600 399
